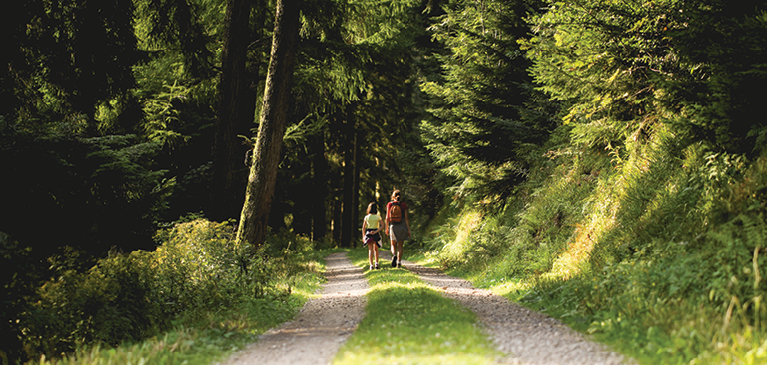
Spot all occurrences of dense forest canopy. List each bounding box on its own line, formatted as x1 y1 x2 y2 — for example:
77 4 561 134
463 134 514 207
3 0 767 363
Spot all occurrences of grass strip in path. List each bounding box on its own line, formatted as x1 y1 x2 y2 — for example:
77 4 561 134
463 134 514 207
334 248 502 365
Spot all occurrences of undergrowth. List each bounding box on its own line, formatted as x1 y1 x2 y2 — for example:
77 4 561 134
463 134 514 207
423 124 767 364
4 219 328 364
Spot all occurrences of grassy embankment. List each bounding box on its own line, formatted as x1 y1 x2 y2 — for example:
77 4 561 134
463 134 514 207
418 125 767 364
334 248 501 365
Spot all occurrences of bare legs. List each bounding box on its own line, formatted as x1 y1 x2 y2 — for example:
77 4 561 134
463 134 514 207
390 240 404 267
368 242 379 269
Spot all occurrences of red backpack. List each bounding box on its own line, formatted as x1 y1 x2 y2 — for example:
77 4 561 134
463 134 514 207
389 201 403 223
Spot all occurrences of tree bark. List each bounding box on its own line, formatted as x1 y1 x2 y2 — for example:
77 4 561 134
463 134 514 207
332 190 342 244
236 0 300 247
340 109 355 248
212 0 257 221
351 129 360 247
310 133 328 241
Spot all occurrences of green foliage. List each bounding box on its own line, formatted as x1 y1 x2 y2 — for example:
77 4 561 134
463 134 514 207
425 132 609 276
429 130 767 363
0 128 173 254
24 249 161 357
420 0 555 200
4 0 142 117
29 251 325 365
12 219 324 363
662 1 767 154
134 0 219 78
525 0 767 155
2 0 222 255
424 58 767 361
0 234 40 364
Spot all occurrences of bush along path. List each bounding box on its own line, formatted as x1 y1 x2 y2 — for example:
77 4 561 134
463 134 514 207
221 250 633 364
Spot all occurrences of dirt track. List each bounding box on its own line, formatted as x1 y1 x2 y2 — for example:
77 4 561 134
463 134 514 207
219 251 632 365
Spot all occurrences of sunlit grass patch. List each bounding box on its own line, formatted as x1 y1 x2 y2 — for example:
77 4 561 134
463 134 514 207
36 312 274 365
33 299 301 365
336 249 501 364
407 250 441 269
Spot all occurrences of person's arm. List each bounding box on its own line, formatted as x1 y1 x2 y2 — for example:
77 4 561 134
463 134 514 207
362 219 368 240
384 204 391 235
404 207 411 237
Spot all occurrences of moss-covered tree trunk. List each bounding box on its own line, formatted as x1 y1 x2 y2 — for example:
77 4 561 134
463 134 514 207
236 0 300 247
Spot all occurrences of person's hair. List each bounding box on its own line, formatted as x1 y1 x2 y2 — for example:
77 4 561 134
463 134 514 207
391 190 401 202
367 202 378 215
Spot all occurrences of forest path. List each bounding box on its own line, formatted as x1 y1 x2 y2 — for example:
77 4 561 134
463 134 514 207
220 252 369 365
402 256 633 365
220 251 633 365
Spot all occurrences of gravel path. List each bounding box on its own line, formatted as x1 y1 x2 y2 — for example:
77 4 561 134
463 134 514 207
220 251 633 365
220 252 369 365
400 254 633 365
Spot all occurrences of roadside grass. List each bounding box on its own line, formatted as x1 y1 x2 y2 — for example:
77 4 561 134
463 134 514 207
32 250 331 365
334 248 502 365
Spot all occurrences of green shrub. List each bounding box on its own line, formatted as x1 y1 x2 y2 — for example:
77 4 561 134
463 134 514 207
1 234 40 364
24 251 160 358
16 218 295 362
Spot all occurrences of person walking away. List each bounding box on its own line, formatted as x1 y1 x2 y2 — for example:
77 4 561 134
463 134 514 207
362 202 383 270
385 190 410 268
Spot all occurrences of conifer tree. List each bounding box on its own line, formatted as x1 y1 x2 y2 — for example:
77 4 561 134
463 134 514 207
421 0 553 200
525 0 767 154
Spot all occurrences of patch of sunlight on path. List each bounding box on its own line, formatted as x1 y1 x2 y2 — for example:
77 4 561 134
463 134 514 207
401 252 634 365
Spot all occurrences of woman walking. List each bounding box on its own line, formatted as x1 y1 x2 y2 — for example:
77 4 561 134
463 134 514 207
362 202 383 270
385 190 410 268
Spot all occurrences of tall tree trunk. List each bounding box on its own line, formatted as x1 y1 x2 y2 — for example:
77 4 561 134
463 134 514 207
311 133 328 241
236 0 300 247
212 0 256 221
292 162 313 235
332 187 342 244
340 108 356 247
351 130 360 247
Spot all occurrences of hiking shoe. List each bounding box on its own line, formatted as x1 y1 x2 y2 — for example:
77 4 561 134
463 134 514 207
397 261 401 268
391 254 397 267
370 265 374 270
375 263 380 270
